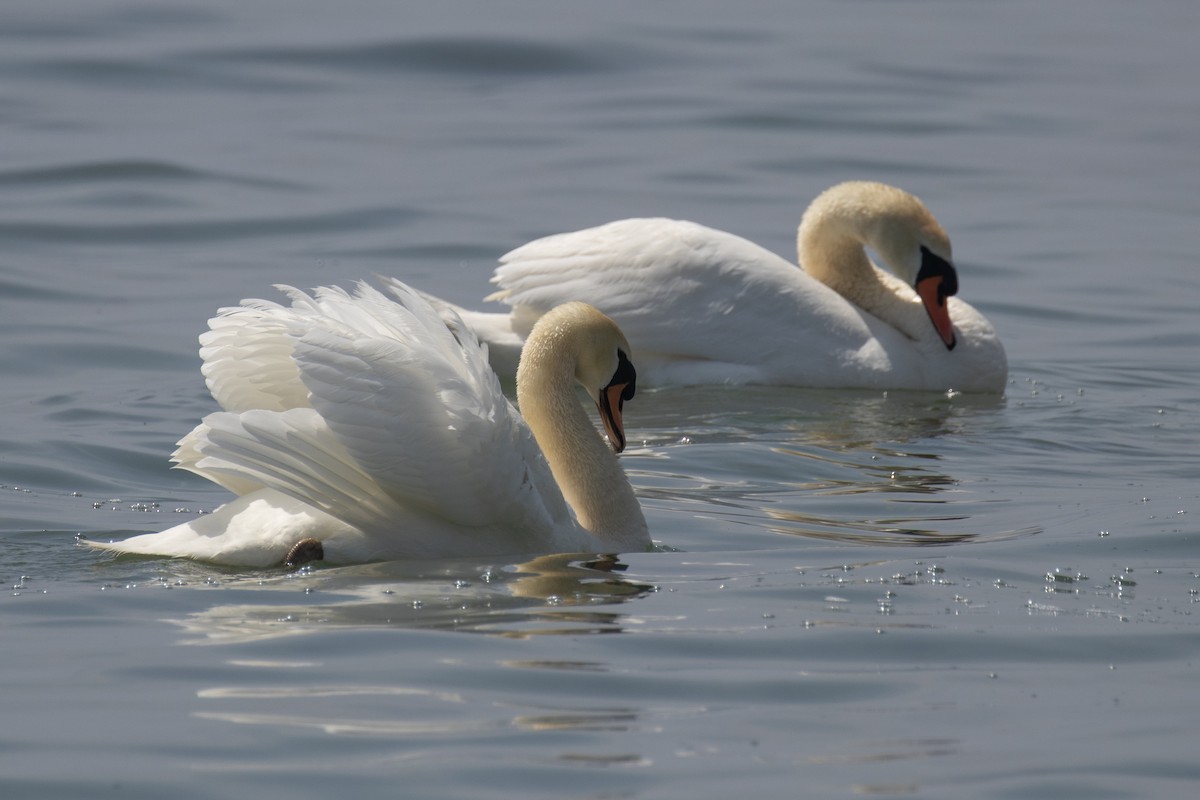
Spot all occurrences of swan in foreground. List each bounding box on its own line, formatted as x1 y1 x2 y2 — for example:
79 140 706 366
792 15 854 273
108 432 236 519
442 181 1006 392
88 278 648 567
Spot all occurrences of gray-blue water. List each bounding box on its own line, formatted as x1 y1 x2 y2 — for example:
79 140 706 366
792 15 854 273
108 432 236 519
3 1 1199 797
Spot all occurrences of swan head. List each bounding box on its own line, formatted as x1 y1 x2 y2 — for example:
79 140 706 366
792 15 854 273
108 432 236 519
800 181 961 350
520 302 637 453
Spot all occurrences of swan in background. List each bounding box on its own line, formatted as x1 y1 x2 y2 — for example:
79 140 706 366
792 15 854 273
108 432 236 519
87 279 648 567
442 181 1007 392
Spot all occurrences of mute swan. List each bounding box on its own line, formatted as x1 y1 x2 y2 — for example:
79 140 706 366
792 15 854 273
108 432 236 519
88 278 649 567
443 181 1006 392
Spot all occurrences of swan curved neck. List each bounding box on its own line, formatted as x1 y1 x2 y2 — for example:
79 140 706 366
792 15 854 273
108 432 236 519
799 218 915 324
517 332 647 551
796 184 933 341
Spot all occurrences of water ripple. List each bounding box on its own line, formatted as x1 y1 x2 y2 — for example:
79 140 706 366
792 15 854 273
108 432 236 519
0 205 423 245
204 36 649 78
0 160 304 191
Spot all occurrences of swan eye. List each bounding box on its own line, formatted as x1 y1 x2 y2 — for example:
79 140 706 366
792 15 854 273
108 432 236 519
917 246 959 301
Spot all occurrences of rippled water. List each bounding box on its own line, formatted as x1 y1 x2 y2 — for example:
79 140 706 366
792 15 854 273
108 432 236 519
3 1 1199 797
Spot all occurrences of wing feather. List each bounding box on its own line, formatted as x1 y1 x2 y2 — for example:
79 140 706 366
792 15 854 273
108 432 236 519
491 218 851 368
289 280 573 534
179 280 575 541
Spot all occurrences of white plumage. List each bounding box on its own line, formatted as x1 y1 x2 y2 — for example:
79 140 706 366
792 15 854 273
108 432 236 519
89 279 648 566
444 181 1007 392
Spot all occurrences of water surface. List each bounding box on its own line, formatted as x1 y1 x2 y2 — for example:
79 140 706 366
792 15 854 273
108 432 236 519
2 1 1198 798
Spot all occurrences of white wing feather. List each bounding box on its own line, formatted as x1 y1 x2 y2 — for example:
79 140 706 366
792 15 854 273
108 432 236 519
179 280 575 545
491 218 874 376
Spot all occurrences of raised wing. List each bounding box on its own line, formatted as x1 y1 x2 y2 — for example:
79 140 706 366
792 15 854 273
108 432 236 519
180 280 576 541
293 279 573 535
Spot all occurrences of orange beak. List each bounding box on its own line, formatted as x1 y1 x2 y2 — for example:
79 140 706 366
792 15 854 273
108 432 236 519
916 274 957 350
597 382 630 453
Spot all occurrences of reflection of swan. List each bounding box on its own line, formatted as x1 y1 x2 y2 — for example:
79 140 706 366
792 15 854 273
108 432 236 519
624 385 1037 547
89 279 649 567
170 554 657 643
439 181 1006 391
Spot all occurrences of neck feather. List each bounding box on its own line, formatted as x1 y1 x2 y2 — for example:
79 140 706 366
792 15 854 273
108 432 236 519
517 335 648 550
798 214 929 342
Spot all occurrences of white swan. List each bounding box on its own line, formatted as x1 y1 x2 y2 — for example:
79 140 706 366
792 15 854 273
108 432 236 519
444 181 1006 392
88 278 648 567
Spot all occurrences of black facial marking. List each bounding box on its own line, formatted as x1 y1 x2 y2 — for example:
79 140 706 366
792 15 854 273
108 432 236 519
609 349 637 406
916 246 959 302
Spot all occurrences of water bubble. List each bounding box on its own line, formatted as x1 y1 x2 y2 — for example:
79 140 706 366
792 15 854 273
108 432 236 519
1046 567 1086 583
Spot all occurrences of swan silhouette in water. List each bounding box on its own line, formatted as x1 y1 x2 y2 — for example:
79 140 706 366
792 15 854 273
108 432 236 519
88 279 648 567
440 181 1006 392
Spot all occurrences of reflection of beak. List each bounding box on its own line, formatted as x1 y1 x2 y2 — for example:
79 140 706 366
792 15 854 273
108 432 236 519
916 274 957 350
596 382 630 453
